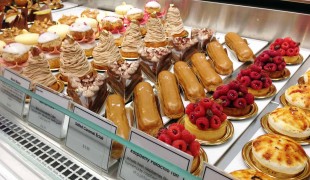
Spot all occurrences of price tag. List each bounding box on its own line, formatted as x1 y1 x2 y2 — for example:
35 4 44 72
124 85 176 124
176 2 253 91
201 163 235 180
27 84 71 139
0 68 30 117
65 104 116 172
118 128 193 180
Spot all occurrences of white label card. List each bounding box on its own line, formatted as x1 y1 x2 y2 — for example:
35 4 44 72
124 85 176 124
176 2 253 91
201 163 235 180
65 104 116 172
118 128 193 180
27 84 70 139
0 68 30 117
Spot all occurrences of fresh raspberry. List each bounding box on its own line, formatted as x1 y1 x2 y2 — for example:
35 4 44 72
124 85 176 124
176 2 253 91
293 47 300 56
199 98 213 109
189 141 200 157
268 50 279 57
218 112 227 122
239 85 248 94
244 93 254 104
263 77 272 88
274 38 284 45
172 139 187 152
240 76 251 86
259 52 270 62
286 48 295 56
284 37 292 43
210 115 222 129
157 128 168 136
237 73 243 81
277 49 286 56
216 85 230 96
227 90 238 101
228 80 240 91
195 117 209 130
167 126 182 140
233 98 247 108
219 96 230 107
181 130 195 144
254 60 264 67
194 105 205 117
250 64 262 73
158 133 172 145
264 63 277 72
169 123 185 132
289 41 298 48
269 44 275 51
189 112 198 124
277 61 286 71
213 91 221 100
250 80 263 90
281 42 289 50
250 71 261 80
185 103 195 115
273 56 284 65
240 69 251 76
211 103 223 116
185 150 193 156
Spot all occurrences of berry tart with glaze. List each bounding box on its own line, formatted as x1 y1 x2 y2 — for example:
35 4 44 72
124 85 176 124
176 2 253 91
157 123 206 175
255 50 288 80
213 81 256 117
270 37 302 65
237 65 274 98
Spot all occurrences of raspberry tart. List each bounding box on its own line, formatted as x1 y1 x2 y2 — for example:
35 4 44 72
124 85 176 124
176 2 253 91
157 123 204 174
255 50 287 79
183 98 228 141
270 37 302 64
213 81 255 117
237 65 273 98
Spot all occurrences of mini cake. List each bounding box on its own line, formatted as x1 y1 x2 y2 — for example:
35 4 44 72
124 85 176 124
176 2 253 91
58 15 78 26
126 8 144 22
139 46 172 82
270 37 301 64
29 19 54 34
237 65 273 97
0 27 26 44
47 24 69 40
81 8 99 19
14 33 39 46
115 2 133 16
69 22 96 57
38 32 62 69
22 47 60 91
285 84 310 110
252 134 308 178
0 43 29 72
100 16 124 34
120 21 144 59
156 123 202 173
191 28 214 51
144 14 167 48
184 98 228 141
145 1 162 15
107 60 142 101
268 106 310 139
164 4 187 38
4 7 28 30
171 37 198 62
34 5 52 22
255 50 287 79
230 169 273 180
67 73 108 113
75 17 99 38
92 30 121 70
213 80 255 117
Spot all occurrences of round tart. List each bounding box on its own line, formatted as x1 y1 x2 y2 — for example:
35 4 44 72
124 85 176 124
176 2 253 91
252 134 308 178
230 169 273 180
47 24 70 40
285 84 310 110
270 37 301 64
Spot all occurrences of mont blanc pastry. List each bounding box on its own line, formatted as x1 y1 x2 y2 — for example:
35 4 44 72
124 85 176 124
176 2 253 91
144 14 167 48
164 4 187 38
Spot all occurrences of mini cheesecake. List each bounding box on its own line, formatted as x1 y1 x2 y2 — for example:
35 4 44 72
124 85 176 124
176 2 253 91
285 84 310 110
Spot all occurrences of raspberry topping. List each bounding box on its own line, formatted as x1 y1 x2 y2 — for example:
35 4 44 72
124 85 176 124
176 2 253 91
227 90 238 101
172 140 187 152
167 126 182 140
255 49 286 73
158 133 172 145
210 116 221 129
269 37 300 57
195 117 209 130
233 98 247 108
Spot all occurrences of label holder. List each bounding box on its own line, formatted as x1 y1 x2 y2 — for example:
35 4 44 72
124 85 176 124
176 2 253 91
201 163 235 180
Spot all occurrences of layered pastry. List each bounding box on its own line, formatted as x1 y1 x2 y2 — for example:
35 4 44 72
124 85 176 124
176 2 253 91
92 30 121 70
134 81 163 137
100 16 124 34
57 15 78 26
230 169 273 180
115 2 133 16
69 22 96 57
171 37 198 62
225 32 254 62
126 8 144 22
191 28 214 51
191 53 222 92
237 65 273 97
47 24 69 40
139 46 172 82
144 14 167 48
174 61 205 102
81 8 99 19
38 32 61 69
59 37 92 82
255 50 287 79
270 37 301 64
0 43 29 72
29 19 54 34
252 134 308 178
0 27 27 44
4 7 28 30
213 80 255 117
184 98 228 141
164 4 187 38
268 106 310 139
14 33 39 45
75 17 100 38
22 47 61 91
107 60 142 101
120 21 144 59
67 73 107 113
157 71 184 119
285 84 310 110
206 40 233 75
105 94 130 159
34 5 52 22
156 123 202 173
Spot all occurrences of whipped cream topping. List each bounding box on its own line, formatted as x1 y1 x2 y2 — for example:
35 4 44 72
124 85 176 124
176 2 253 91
75 17 98 28
2 43 29 55
173 37 198 50
103 16 121 23
165 6 184 36
69 22 92 32
109 61 140 79
127 8 143 15
145 1 161 8
93 32 121 66
22 53 57 87
38 32 60 43
144 17 166 43
139 47 171 62
60 40 91 78
70 74 105 98
121 22 143 53
191 28 214 41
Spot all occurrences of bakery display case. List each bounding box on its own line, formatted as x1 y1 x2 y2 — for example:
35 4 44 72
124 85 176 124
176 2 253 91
0 0 309 179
